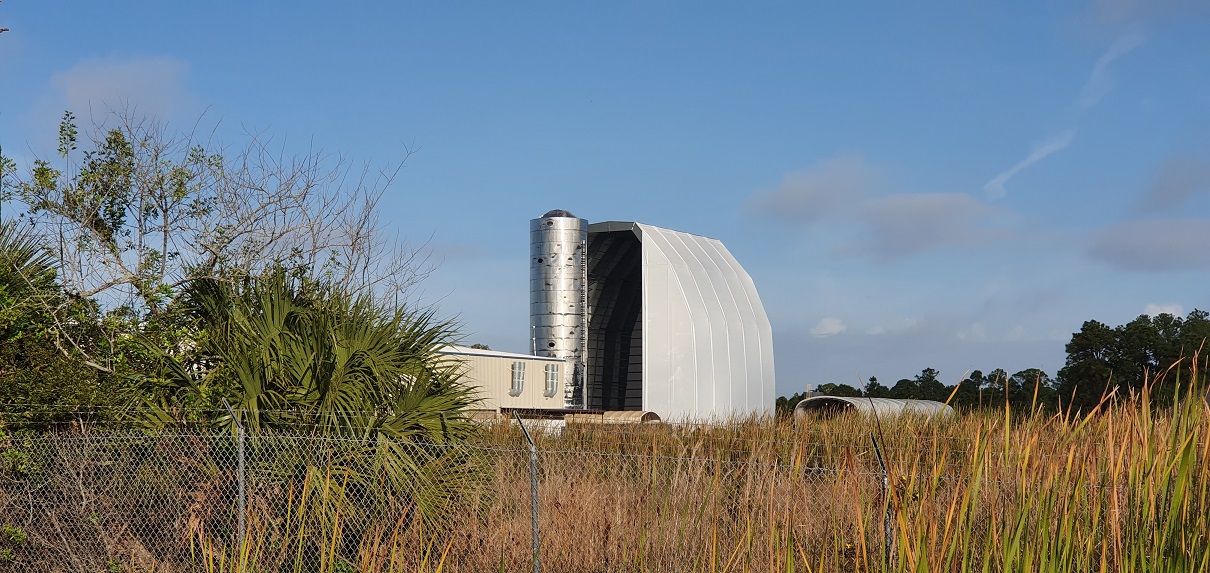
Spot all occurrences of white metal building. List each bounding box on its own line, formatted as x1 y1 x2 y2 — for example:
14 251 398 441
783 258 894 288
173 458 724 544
582 221 776 419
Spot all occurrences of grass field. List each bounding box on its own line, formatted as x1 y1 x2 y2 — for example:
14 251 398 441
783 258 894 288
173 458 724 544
1 364 1207 572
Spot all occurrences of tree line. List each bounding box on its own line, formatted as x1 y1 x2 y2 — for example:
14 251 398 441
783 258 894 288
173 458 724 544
778 309 1210 414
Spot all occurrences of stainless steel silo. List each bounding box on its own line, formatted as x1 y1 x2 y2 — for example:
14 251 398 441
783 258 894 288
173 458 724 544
530 209 588 409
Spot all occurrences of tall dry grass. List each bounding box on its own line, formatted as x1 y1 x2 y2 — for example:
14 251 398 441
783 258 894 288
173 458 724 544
1 361 1207 572
442 361 1210 572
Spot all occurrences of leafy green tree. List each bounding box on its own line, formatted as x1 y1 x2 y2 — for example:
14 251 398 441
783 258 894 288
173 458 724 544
863 376 890 398
1116 315 1162 393
1178 310 1210 359
775 391 809 415
981 368 1012 404
815 383 861 397
1008 368 1055 409
889 378 918 399
1058 311 1210 412
915 367 948 402
0 220 137 426
952 370 985 408
1058 320 1117 411
1150 312 1183 367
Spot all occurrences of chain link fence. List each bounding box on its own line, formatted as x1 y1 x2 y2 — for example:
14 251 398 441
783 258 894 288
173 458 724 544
0 415 1126 572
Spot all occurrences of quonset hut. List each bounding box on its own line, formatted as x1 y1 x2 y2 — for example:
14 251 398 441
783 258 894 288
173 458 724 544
793 397 954 419
529 210 776 420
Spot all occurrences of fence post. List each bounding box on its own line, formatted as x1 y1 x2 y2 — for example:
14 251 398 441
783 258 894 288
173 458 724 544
513 411 540 573
222 399 247 549
870 432 892 569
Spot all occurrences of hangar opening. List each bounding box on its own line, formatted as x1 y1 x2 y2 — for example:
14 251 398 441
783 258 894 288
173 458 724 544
585 226 643 411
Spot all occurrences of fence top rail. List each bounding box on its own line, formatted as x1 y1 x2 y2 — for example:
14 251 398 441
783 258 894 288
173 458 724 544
1 423 1128 463
1 406 1150 464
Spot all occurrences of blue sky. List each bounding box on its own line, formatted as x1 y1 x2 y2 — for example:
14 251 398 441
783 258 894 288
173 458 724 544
2 1 1209 396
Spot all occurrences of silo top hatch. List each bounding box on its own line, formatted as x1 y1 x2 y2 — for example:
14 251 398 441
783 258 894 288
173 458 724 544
542 209 577 218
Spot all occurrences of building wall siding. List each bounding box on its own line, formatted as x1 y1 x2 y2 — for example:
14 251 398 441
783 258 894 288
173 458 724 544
442 349 566 411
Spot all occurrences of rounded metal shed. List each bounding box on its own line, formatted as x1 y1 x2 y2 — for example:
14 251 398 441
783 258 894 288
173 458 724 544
565 410 663 425
794 397 954 419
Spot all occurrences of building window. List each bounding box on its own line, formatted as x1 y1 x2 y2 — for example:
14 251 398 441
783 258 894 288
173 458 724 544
543 363 559 398
509 361 525 397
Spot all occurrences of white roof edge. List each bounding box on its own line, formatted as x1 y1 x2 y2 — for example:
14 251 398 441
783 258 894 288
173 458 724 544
440 345 565 362
589 221 721 242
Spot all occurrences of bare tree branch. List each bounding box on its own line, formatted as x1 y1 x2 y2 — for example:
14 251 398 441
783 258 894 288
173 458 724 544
9 107 435 367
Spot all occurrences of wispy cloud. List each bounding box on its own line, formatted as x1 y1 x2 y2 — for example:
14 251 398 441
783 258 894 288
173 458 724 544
867 318 920 336
982 31 1144 202
745 154 875 224
1144 303 1184 317
956 322 987 341
1077 32 1145 111
28 56 195 142
52 56 192 119
754 154 1013 260
810 317 848 338
983 129 1077 200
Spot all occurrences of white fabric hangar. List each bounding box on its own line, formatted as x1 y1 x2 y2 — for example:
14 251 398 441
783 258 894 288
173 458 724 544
530 211 776 420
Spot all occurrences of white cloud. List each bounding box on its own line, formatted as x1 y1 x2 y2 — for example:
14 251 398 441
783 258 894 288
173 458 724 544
29 56 194 136
957 323 987 341
867 318 919 336
1144 303 1184 317
810 317 848 338
983 129 1077 200
746 154 876 224
1077 32 1145 112
752 155 1018 260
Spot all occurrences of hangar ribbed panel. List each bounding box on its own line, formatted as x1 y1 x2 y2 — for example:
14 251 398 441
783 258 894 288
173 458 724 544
584 222 774 420
635 223 774 419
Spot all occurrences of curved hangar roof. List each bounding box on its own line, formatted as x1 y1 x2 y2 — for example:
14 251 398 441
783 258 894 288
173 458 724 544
794 396 954 419
588 221 775 420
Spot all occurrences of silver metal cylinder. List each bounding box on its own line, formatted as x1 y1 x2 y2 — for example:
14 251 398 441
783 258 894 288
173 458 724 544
530 209 588 409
